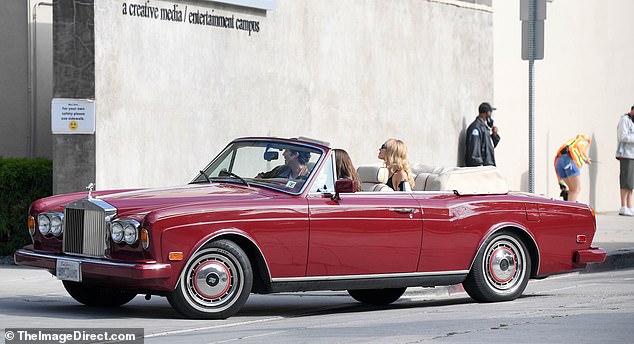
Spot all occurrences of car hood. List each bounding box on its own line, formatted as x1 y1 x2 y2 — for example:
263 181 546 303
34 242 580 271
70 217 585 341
98 183 275 217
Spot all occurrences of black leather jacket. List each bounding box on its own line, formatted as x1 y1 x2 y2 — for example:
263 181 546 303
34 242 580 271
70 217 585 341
465 117 500 166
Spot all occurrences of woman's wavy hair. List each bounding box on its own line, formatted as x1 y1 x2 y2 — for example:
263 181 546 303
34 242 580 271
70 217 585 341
334 149 362 192
382 138 415 189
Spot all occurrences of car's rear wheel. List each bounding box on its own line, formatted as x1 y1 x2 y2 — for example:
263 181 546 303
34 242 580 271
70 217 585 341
167 239 253 319
463 231 531 302
347 287 406 305
62 281 137 307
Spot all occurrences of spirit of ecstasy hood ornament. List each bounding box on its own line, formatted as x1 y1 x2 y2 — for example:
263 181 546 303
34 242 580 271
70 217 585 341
86 182 95 199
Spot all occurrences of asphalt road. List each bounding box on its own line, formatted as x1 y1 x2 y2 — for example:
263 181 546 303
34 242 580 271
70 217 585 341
1 266 633 344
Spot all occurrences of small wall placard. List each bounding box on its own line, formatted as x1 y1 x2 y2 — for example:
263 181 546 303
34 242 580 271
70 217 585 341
51 98 96 134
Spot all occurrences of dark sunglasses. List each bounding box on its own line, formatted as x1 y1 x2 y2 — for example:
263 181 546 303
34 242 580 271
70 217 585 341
380 144 386 150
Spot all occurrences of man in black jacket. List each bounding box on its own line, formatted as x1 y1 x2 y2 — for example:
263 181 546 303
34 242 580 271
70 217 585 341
465 102 500 166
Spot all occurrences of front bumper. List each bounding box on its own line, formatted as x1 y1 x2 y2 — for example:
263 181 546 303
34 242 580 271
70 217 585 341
574 246 607 264
14 248 173 290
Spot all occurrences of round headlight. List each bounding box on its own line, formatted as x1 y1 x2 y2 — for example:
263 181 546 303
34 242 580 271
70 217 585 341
50 215 63 236
38 214 51 235
111 222 124 243
123 223 138 245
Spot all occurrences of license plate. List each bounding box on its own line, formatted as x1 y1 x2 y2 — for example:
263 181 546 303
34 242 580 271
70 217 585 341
56 259 81 282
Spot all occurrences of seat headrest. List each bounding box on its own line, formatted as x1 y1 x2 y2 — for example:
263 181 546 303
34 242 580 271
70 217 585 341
414 172 432 191
372 183 394 192
357 165 389 184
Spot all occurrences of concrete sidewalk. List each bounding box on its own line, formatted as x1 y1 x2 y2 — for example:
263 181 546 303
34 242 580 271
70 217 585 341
587 212 634 272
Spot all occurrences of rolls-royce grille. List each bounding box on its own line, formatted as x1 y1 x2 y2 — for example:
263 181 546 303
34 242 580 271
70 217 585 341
63 198 116 257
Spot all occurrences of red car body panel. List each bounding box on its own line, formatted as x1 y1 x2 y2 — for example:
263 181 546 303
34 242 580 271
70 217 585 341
306 193 423 276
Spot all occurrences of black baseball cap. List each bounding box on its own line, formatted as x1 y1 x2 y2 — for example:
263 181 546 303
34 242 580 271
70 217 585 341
479 102 497 113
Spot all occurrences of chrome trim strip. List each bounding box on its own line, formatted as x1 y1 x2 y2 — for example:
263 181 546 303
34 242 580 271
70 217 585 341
40 210 64 217
16 249 168 269
271 270 469 283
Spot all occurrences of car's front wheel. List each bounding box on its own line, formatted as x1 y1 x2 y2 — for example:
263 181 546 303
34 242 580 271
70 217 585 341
62 281 137 307
348 287 406 305
463 231 531 302
168 239 253 319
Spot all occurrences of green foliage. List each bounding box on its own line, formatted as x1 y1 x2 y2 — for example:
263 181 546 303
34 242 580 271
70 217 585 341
0 158 52 256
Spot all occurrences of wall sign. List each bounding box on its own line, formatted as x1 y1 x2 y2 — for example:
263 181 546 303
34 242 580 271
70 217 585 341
51 98 96 134
122 1 264 36
206 0 275 11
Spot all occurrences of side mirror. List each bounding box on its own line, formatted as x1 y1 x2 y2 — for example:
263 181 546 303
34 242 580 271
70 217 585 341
332 179 355 201
264 151 279 161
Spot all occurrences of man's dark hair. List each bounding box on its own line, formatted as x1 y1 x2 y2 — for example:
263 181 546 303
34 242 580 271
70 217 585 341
292 150 310 165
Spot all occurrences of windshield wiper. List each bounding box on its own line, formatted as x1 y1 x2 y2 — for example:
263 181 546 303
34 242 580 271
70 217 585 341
217 170 250 187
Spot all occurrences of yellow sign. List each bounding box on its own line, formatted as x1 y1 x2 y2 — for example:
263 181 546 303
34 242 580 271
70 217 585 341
69 120 78 130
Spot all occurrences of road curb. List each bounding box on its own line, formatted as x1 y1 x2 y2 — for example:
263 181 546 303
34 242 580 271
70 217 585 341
584 248 634 273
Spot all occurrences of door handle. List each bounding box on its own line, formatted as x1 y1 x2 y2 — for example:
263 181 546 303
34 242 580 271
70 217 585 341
390 208 416 214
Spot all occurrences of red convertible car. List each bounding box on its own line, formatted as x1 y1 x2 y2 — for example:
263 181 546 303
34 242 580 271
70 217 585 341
15 137 605 319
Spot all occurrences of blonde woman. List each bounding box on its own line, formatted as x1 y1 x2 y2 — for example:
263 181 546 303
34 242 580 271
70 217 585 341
378 138 415 191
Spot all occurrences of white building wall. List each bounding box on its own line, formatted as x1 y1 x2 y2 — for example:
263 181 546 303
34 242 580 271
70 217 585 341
493 0 634 211
93 0 494 189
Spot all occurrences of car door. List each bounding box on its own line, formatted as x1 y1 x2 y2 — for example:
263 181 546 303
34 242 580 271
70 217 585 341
305 155 423 276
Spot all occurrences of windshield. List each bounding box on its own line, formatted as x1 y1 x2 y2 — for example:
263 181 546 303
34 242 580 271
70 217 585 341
193 140 324 194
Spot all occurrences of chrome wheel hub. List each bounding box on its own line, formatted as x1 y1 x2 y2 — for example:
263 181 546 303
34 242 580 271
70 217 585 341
182 248 243 312
489 247 517 283
193 261 230 299
483 236 525 292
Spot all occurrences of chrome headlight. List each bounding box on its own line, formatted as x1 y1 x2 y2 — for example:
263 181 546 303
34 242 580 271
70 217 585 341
111 222 124 243
123 222 138 245
110 219 140 245
50 215 64 236
37 212 64 237
37 214 50 235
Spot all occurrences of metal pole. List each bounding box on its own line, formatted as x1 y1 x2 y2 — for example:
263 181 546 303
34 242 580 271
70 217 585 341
528 0 536 193
27 1 33 158
529 61 535 193
28 1 53 158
